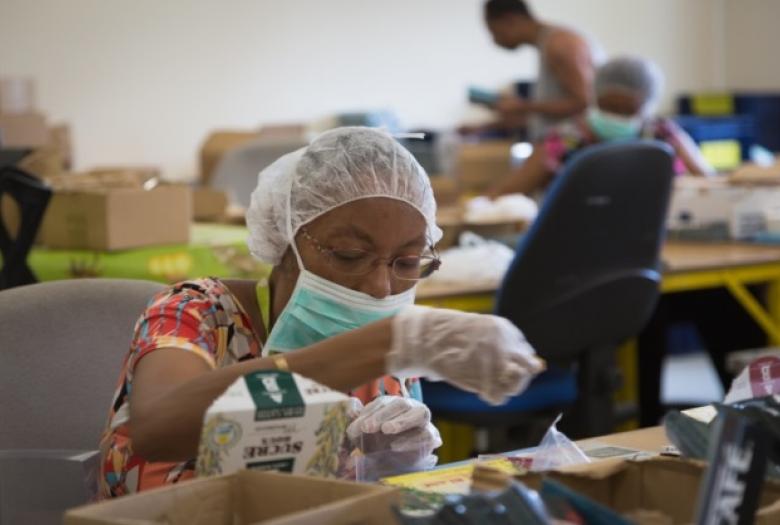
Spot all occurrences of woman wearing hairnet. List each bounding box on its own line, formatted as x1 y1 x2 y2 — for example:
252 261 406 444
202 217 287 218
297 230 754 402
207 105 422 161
99 127 544 498
489 55 714 197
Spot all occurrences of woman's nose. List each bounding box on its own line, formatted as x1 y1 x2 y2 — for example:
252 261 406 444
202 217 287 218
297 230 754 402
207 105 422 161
359 262 393 299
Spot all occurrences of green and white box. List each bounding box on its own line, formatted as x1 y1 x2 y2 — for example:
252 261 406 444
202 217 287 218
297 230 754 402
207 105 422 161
197 370 352 479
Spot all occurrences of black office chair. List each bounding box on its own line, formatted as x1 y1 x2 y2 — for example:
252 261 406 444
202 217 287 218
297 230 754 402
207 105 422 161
422 140 674 443
0 166 52 290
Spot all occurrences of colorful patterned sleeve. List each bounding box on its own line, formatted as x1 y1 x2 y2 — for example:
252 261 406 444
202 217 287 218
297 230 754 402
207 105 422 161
126 281 221 375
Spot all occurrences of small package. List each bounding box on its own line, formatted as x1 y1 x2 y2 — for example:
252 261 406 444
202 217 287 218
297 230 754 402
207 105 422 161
197 371 353 479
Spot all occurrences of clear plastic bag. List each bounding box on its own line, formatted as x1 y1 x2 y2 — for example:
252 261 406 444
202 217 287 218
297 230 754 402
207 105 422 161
353 431 434 483
530 414 591 472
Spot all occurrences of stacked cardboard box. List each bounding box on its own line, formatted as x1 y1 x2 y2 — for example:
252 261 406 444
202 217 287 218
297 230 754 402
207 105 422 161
0 77 73 177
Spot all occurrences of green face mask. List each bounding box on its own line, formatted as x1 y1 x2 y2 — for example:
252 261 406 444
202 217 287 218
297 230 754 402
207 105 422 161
263 268 415 354
587 108 642 141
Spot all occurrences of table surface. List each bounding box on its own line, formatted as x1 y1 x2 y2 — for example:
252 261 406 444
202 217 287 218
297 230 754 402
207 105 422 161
416 241 780 300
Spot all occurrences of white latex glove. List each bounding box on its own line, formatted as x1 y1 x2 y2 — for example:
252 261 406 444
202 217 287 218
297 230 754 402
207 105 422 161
346 396 442 456
387 305 545 406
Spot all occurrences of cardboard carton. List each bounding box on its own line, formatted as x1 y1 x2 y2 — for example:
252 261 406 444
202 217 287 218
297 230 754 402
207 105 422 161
516 456 780 524
456 140 514 194
64 470 399 525
38 171 191 251
17 146 65 179
197 371 353 479
0 112 48 148
49 123 74 169
0 77 36 114
192 186 229 221
199 130 261 185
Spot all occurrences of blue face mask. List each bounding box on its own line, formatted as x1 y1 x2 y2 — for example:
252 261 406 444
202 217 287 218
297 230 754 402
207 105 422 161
263 268 415 355
587 108 642 141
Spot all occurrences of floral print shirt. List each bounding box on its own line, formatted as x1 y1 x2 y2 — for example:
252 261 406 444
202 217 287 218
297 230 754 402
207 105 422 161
99 277 418 498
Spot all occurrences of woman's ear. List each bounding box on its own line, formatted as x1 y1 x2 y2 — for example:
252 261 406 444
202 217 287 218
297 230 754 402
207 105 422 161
278 247 299 276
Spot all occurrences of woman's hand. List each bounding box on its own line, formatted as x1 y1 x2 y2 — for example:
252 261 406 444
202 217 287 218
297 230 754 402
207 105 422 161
346 396 441 471
387 305 545 406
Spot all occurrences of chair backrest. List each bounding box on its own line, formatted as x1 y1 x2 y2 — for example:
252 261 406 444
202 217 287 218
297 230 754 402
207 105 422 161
0 278 165 450
0 167 52 290
495 140 674 360
211 137 307 208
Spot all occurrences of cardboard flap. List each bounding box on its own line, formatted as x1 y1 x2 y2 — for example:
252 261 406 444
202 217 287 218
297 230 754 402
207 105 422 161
237 470 382 519
554 457 628 478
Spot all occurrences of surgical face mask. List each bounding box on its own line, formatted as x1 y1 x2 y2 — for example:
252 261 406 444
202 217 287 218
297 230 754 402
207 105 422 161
263 232 416 355
587 108 642 141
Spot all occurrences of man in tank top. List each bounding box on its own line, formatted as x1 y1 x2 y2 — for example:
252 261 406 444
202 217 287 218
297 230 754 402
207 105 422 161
477 0 605 141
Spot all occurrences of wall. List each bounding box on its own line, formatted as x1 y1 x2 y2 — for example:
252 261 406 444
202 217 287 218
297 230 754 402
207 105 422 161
0 0 720 179
724 0 780 91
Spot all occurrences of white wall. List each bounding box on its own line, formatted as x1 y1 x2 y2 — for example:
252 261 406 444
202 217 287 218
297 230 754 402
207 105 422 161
0 0 721 179
724 0 780 90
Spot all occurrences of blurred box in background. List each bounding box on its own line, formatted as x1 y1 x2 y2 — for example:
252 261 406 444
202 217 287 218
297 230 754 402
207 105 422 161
199 130 261 185
192 186 229 222
456 140 514 194
38 169 191 251
0 112 49 148
667 175 780 240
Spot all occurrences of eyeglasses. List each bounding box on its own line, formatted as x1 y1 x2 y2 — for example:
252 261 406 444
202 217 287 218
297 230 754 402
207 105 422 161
300 228 441 281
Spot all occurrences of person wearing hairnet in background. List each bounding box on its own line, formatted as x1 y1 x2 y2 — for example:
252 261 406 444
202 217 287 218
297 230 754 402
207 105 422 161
98 127 544 498
488 55 714 198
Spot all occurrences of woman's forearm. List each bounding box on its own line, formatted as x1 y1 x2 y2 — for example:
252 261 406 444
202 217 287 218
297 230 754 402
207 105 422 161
130 318 393 462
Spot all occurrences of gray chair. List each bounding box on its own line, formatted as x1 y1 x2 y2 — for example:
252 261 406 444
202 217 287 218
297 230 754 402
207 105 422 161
0 278 163 522
210 137 307 208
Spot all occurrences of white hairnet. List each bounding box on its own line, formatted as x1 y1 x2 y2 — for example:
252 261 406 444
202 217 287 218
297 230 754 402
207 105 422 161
595 56 665 115
247 126 443 265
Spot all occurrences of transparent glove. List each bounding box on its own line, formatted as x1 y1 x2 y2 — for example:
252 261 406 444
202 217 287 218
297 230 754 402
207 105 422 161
347 396 442 455
387 305 545 406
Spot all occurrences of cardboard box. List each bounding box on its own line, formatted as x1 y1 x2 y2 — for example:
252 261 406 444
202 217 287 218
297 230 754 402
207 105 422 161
456 140 514 194
0 112 48 148
257 124 307 141
49 123 74 169
199 130 261 185
0 77 36 114
197 371 352 479
429 175 461 207
17 146 65 179
38 173 191 251
192 186 229 221
64 470 399 525
517 456 780 524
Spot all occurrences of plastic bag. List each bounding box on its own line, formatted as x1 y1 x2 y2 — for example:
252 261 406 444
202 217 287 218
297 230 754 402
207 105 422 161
353 431 435 482
464 194 538 224
425 231 515 285
530 415 591 472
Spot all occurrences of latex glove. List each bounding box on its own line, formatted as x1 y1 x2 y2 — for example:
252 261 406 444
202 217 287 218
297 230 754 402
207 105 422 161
387 305 545 406
347 396 442 455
